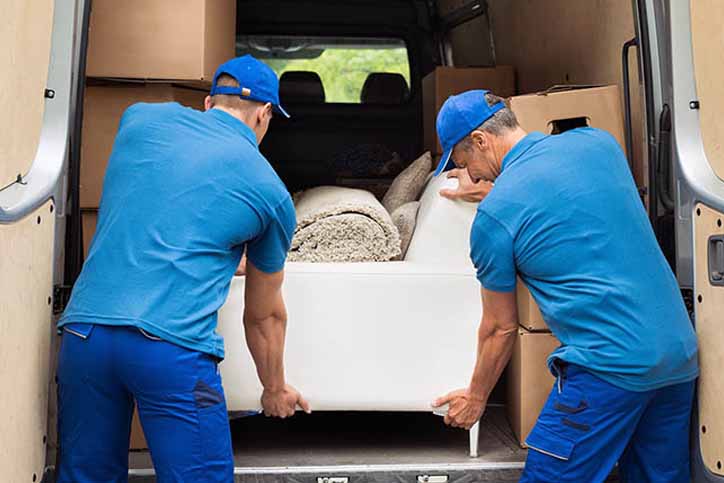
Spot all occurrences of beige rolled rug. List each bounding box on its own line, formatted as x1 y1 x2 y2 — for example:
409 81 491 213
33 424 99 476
289 186 402 263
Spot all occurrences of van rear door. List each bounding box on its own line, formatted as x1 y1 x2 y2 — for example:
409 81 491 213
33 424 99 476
0 0 84 480
638 1 724 480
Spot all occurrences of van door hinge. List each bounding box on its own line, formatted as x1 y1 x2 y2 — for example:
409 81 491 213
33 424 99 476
53 285 72 314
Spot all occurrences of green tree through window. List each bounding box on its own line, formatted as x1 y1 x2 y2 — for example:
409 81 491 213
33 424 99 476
263 47 410 103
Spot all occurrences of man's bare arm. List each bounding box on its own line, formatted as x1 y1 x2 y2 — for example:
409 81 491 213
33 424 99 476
468 288 519 399
243 261 310 417
433 287 518 429
439 168 494 202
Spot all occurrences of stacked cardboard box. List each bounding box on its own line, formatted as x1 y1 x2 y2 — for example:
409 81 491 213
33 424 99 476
80 0 237 449
506 329 558 448
509 85 626 154
502 85 626 447
86 0 235 82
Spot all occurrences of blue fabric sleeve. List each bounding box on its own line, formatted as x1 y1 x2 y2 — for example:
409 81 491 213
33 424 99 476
469 210 516 292
246 196 297 274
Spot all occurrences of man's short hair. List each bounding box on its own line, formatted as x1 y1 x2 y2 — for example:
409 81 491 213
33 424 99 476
458 93 519 150
209 74 264 111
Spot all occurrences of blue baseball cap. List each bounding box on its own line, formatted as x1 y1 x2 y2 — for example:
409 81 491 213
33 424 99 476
210 55 290 118
433 89 505 176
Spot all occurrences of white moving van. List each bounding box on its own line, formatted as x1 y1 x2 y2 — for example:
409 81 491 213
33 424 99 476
1 1 723 481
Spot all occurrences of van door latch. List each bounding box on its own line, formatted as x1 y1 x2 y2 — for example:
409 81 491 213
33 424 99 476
709 235 724 286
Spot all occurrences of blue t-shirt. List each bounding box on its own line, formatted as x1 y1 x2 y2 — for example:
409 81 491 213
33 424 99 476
59 104 296 359
470 128 698 391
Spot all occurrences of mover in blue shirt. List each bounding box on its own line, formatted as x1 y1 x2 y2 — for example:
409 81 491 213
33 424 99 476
432 90 698 482
56 56 309 483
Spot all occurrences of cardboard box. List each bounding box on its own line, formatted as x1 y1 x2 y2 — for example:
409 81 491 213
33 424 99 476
81 84 208 208
130 407 148 450
506 328 560 448
81 211 97 258
422 66 516 154
510 85 625 150
86 0 236 81
517 278 547 332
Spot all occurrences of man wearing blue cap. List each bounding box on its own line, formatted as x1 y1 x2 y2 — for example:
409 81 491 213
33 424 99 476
56 55 308 482
432 90 698 482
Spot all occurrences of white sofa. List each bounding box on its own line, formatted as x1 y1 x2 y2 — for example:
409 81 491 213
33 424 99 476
217 174 483 452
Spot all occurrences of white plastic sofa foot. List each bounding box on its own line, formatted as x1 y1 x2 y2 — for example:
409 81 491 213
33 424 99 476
469 420 480 458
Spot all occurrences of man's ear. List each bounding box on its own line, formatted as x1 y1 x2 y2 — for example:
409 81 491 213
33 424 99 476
204 95 213 112
470 130 488 150
258 102 273 123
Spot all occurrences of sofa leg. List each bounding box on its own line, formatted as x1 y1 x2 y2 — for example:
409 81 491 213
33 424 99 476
469 420 480 458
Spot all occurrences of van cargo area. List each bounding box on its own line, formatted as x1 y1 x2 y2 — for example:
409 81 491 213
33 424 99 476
50 0 645 481
126 410 530 482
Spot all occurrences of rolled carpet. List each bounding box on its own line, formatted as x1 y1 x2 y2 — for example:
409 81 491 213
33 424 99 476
289 186 402 263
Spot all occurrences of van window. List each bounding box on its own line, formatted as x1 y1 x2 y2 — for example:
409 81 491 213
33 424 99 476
237 36 410 104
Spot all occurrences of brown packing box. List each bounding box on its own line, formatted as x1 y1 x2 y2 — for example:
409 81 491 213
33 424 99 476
86 0 236 81
510 85 626 150
80 84 208 208
506 328 560 448
130 407 148 450
81 211 97 258
422 66 516 154
511 85 626 332
517 278 547 331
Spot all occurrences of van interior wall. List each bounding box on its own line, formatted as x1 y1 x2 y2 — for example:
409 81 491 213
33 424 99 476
436 0 646 189
490 0 645 187
0 0 56 481
692 0 724 179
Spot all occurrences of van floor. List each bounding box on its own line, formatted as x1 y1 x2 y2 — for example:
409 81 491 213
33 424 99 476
127 406 531 481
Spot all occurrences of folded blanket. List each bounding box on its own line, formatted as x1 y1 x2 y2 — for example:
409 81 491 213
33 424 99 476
289 186 401 263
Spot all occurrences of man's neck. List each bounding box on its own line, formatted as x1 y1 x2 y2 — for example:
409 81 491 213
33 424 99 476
494 127 528 172
211 106 260 144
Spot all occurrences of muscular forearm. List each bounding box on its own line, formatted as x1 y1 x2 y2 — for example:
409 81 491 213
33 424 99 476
468 318 518 400
243 297 287 392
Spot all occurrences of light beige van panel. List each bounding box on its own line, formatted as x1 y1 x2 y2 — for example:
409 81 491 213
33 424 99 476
0 0 55 480
486 0 646 189
0 0 54 186
694 204 724 475
691 0 724 180
0 202 55 483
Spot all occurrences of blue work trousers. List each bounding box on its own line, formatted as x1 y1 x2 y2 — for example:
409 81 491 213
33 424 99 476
520 361 695 483
56 324 233 483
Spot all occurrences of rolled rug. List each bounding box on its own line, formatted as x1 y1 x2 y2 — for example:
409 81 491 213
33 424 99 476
289 186 402 263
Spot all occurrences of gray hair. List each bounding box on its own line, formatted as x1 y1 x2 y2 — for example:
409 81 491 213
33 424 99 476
457 93 519 150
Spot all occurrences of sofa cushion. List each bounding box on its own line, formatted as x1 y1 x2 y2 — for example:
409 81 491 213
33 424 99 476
390 201 420 261
404 174 478 268
382 151 432 213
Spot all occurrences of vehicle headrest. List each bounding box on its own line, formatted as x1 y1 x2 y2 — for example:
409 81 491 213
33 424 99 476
279 71 326 104
360 73 409 104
